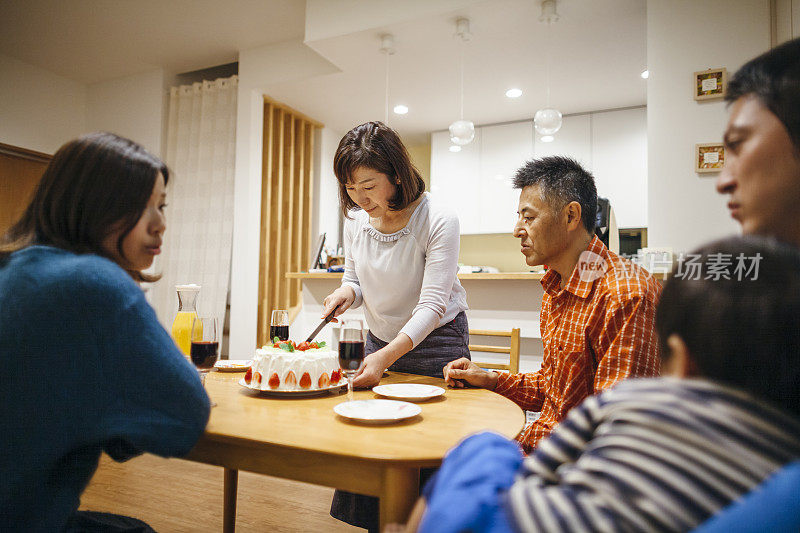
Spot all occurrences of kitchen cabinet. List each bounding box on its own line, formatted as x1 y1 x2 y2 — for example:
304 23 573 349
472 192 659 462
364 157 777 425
534 113 592 169
430 106 647 233
591 107 647 228
430 128 482 234
479 122 534 233
431 122 532 235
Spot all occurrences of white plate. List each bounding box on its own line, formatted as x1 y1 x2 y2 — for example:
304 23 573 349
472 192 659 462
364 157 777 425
372 383 445 401
333 399 421 424
214 359 251 372
238 378 345 397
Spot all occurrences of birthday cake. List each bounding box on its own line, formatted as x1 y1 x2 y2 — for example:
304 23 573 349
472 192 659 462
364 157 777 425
244 340 343 391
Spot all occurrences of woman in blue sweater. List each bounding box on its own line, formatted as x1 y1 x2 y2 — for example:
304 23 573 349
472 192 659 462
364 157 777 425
0 132 210 532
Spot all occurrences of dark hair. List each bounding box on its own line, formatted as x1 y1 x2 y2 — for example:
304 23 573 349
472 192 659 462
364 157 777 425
656 236 800 416
726 37 800 153
333 121 425 217
513 156 597 233
0 132 169 282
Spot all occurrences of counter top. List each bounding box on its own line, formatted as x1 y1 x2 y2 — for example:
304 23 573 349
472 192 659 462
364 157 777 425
286 271 667 281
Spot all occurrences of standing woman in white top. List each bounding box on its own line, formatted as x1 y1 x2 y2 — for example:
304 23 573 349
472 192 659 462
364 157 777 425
323 121 470 387
325 121 470 531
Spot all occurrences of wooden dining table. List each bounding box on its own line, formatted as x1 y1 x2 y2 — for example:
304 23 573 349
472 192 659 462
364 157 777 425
185 370 525 532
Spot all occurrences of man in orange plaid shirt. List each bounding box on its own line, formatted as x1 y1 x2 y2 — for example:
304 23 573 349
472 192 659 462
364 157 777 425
445 156 662 453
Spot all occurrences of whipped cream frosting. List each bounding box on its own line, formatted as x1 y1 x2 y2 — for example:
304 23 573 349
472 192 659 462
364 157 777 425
247 346 342 391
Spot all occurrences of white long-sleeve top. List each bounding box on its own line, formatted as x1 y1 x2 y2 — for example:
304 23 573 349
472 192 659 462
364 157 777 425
341 192 468 347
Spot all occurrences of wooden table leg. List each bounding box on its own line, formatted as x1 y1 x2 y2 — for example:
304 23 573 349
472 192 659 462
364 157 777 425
223 468 238 533
379 466 419 531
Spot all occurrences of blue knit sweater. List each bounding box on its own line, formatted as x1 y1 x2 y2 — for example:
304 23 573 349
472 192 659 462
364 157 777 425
0 246 211 532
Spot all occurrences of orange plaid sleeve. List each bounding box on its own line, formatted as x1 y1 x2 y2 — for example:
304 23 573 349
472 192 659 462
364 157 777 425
591 289 661 393
494 370 546 412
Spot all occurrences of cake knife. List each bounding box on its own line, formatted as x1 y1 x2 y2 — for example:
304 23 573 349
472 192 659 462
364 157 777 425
304 305 339 343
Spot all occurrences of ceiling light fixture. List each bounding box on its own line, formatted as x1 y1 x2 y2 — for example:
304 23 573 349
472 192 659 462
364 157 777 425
505 88 523 98
640 69 650 79
379 33 395 124
393 104 409 115
540 135 554 143
449 145 462 152
449 17 475 146
534 0 562 141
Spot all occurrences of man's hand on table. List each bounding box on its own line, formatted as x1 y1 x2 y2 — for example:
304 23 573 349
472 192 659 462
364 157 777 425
443 358 499 390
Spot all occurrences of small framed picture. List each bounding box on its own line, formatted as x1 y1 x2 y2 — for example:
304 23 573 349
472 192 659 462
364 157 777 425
696 143 725 173
694 68 727 101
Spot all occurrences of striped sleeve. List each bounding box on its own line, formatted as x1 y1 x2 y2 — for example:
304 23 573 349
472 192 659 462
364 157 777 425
505 380 800 533
518 395 598 481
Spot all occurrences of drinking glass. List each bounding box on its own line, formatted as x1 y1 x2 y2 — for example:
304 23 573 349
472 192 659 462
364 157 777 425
270 309 289 342
191 316 219 389
338 319 365 402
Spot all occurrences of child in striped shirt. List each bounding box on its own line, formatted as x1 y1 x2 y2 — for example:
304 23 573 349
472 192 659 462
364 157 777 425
409 235 800 532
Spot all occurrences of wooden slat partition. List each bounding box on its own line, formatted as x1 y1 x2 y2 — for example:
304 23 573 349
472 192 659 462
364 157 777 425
257 98 322 346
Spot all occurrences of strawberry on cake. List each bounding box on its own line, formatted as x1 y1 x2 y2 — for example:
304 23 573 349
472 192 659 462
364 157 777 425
243 339 343 391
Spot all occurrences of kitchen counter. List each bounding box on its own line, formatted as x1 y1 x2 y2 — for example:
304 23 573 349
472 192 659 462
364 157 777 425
287 271 667 281
287 271 546 280
286 271 550 372
285 269 666 373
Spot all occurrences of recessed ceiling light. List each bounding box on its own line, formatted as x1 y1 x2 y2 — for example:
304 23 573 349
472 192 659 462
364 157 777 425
505 88 523 98
449 145 462 152
640 70 649 79
540 135 554 143
393 104 409 115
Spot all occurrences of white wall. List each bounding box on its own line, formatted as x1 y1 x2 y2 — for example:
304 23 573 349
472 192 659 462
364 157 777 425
646 0 770 253
228 40 341 357
0 54 86 154
313 126 345 254
0 54 167 158
86 69 166 157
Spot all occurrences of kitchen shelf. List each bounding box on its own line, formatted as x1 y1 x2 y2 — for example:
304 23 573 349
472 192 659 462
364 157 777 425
286 271 546 280
286 271 667 281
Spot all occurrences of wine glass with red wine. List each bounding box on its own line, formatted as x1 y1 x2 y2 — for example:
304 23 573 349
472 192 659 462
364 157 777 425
338 319 365 402
191 316 219 388
270 309 289 341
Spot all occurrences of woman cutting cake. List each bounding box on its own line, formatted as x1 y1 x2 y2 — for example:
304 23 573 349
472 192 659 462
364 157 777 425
322 120 470 386
322 121 470 531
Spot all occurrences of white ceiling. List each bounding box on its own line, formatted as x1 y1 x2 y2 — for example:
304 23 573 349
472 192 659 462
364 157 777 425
0 0 306 83
0 0 646 144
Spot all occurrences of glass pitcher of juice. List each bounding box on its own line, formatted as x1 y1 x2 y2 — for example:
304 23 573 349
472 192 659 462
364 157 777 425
172 284 201 355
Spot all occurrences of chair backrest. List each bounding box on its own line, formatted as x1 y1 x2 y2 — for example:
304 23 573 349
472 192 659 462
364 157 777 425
468 328 520 374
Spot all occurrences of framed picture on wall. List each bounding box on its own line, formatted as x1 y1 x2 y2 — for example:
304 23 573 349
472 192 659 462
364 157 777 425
696 143 725 173
693 68 727 101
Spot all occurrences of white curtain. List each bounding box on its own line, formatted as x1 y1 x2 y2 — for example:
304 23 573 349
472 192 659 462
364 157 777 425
151 76 238 333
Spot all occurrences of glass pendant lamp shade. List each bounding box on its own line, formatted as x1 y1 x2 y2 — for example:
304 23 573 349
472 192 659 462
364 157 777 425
448 17 474 146
534 107 562 136
449 119 475 146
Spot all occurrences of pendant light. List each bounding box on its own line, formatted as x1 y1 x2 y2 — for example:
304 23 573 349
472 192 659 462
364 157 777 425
449 17 475 146
534 0 562 140
379 33 395 124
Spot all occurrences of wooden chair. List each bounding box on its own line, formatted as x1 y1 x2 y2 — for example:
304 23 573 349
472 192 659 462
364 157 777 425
468 328 521 374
